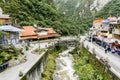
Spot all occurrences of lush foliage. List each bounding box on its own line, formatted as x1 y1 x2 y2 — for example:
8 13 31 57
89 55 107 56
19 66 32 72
0 45 23 64
0 30 7 38
0 0 93 35
95 0 120 18
1 0 117 35
71 47 112 80
54 0 94 34
41 45 67 80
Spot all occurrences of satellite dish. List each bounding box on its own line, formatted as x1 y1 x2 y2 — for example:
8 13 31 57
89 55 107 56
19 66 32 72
34 24 37 27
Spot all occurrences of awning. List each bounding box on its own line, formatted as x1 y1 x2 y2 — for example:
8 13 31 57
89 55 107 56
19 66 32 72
102 20 109 24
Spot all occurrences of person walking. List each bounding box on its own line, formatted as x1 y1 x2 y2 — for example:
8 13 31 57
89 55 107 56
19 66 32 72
105 45 108 53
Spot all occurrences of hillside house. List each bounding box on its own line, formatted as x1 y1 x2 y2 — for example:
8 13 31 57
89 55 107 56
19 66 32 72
20 26 59 40
0 25 22 45
0 7 11 25
35 27 59 39
109 17 120 40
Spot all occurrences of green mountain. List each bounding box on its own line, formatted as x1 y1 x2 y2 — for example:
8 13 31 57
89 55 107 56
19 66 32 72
52 0 111 35
0 0 87 35
95 0 120 18
53 0 111 19
0 0 58 26
1 0 118 36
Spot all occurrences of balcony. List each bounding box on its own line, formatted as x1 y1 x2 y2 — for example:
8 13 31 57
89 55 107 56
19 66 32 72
98 27 109 31
113 29 120 35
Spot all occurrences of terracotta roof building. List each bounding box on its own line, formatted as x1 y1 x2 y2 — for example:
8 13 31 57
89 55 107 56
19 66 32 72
35 27 59 39
20 26 37 40
20 26 59 40
0 7 11 25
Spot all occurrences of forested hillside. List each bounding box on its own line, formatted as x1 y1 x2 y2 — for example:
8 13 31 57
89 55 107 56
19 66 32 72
0 0 116 36
53 0 111 35
95 0 120 18
0 0 87 35
0 0 58 26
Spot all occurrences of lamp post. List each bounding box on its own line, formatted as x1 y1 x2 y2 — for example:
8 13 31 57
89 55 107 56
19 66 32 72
91 12 95 48
90 31 93 48
37 35 40 54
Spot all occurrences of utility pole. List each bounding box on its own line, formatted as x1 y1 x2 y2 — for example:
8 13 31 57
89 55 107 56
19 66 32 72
37 34 40 54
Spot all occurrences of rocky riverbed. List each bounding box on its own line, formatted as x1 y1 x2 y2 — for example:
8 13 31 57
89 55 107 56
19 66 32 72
53 47 79 80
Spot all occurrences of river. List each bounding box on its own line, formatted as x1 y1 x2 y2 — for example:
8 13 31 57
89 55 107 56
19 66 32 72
53 47 79 80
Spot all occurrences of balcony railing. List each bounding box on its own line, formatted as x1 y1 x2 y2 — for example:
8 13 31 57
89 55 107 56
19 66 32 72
98 27 109 31
113 29 120 35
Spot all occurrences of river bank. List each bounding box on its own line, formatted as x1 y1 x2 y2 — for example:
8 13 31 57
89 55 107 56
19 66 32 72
71 47 112 80
41 45 67 80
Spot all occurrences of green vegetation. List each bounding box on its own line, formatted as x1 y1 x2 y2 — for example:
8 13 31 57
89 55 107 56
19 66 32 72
0 30 7 38
41 45 67 80
0 0 118 35
71 47 112 80
0 0 92 35
95 0 120 18
0 45 23 64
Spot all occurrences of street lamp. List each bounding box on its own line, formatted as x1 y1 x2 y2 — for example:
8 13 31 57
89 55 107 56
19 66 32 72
37 35 40 54
90 31 93 48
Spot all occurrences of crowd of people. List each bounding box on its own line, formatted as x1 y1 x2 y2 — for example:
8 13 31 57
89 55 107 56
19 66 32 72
104 41 120 55
90 37 120 56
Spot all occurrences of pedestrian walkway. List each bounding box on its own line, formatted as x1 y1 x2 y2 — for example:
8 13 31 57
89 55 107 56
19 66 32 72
84 40 120 78
0 42 49 80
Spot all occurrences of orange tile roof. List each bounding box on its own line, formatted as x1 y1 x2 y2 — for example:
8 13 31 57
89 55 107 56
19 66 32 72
20 26 37 37
93 18 104 23
37 27 57 34
20 26 60 40
37 27 60 38
20 36 37 40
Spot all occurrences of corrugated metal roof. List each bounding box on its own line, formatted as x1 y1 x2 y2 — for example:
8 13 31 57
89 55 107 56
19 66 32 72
0 25 22 32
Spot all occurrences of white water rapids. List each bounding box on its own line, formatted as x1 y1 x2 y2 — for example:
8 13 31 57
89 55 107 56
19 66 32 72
53 47 79 80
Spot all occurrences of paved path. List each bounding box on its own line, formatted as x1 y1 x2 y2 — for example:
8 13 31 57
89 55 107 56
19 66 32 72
83 38 120 78
0 42 49 80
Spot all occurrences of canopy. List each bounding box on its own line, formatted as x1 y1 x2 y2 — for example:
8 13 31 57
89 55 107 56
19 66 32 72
102 20 109 24
0 25 23 32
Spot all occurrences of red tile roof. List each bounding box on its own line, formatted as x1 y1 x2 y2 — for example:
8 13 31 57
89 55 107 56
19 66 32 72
20 26 37 37
37 27 57 34
20 26 60 40
93 18 104 23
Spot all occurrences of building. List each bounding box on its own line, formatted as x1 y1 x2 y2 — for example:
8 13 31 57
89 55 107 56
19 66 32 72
0 25 22 45
89 18 104 37
109 17 120 40
0 7 11 25
20 26 59 40
98 19 112 38
35 27 59 39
